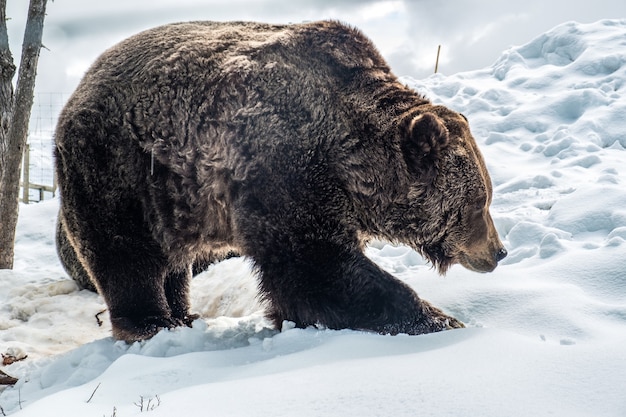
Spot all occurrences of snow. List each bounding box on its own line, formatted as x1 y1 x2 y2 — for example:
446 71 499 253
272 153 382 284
1 19 626 417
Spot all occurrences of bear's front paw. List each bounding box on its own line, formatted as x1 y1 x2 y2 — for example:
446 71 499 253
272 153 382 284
418 300 465 333
111 315 185 342
378 301 464 336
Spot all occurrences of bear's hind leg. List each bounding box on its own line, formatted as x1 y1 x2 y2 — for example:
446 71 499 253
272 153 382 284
80 237 182 342
105 262 180 341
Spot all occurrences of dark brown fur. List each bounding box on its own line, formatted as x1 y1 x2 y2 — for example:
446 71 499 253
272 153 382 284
54 21 506 341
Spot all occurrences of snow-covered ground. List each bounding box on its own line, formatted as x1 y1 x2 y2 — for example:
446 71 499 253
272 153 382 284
1 19 626 417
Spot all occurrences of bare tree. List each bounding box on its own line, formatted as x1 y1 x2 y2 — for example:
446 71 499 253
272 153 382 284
0 0 48 269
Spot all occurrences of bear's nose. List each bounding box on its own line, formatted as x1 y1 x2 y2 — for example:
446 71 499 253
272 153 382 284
494 247 508 263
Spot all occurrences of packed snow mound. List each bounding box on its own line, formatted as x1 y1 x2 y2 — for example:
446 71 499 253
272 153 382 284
0 19 625 417
414 19 626 152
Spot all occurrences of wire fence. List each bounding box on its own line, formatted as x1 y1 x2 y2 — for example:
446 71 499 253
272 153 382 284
20 92 68 203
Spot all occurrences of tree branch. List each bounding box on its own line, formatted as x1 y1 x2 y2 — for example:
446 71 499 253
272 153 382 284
0 0 11 56
10 0 47 158
0 0 15 162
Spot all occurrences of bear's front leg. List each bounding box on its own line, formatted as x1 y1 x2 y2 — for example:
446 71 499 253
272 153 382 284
252 240 463 335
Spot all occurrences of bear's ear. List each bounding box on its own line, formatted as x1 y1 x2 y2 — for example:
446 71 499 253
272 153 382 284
401 112 450 178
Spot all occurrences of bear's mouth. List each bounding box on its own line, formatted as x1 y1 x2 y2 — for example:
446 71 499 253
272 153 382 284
458 253 498 273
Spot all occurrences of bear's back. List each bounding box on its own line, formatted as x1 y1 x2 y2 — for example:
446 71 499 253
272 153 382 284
76 20 388 94
58 20 392 156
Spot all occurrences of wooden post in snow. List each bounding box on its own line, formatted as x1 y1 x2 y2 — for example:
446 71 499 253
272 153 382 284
22 143 29 204
434 45 441 73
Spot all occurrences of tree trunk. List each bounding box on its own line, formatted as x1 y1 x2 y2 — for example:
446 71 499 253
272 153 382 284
0 0 48 269
0 0 16 267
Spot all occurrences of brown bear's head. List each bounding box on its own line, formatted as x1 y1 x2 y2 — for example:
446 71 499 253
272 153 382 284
398 105 507 274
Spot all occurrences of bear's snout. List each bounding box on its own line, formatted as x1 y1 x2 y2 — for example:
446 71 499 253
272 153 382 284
454 207 507 273
457 237 507 273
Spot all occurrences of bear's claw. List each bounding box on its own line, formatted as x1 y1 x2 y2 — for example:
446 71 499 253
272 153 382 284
444 317 465 330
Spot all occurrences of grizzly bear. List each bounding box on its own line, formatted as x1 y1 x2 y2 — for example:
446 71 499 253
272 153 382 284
54 20 507 342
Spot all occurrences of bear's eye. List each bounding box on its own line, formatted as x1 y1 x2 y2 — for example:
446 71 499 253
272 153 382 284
472 201 485 214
